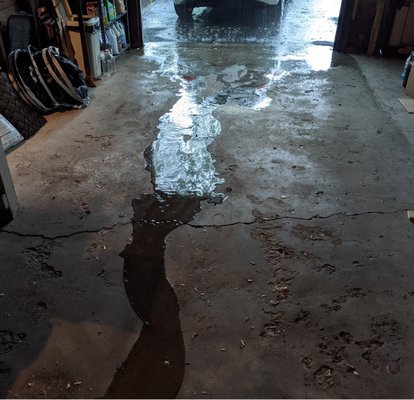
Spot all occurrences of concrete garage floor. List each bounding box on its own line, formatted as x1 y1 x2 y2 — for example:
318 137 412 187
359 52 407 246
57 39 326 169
1 0 414 398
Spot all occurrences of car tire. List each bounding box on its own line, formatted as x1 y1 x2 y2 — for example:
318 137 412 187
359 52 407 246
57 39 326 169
174 3 193 19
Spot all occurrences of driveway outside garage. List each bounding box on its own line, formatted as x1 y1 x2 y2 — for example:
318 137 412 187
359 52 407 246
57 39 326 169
1 0 414 398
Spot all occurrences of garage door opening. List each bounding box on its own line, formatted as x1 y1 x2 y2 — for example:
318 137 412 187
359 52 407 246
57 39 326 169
142 0 342 72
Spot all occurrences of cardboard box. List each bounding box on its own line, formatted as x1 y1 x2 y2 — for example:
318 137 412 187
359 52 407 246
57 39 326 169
406 61 414 98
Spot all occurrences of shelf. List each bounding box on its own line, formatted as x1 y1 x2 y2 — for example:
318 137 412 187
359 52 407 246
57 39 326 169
104 12 127 28
114 44 130 60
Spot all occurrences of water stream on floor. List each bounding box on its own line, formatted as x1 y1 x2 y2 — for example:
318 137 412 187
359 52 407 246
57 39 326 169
104 194 201 398
105 0 341 395
104 42 298 400
105 74 226 398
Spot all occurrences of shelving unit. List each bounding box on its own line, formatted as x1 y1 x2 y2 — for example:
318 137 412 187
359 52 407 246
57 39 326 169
68 0 130 85
105 11 127 26
114 44 130 60
97 3 130 61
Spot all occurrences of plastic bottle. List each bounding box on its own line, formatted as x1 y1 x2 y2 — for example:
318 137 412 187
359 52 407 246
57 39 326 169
107 27 119 54
104 31 111 50
102 49 115 76
101 2 109 25
99 51 106 75
116 21 127 47
105 0 116 20
402 51 414 87
112 23 123 50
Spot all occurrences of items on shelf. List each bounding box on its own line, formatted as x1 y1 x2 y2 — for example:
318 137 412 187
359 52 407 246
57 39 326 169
105 0 117 21
115 0 126 14
86 1 100 17
82 0 130 78
107 26 119 54
41 0 129 80
2 0 130 84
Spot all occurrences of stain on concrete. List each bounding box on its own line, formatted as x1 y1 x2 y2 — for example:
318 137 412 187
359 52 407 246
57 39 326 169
0 331 27 356
292 224 342 245
21 242 62 280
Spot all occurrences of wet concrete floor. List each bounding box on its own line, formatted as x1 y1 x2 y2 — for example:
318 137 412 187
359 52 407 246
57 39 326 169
1 0 414 397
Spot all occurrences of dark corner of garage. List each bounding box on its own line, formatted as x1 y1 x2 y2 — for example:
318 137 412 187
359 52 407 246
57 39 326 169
0 0 414 398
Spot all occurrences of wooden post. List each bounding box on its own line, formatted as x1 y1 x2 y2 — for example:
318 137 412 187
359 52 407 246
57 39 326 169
375 0 397 56
0 145 18 224
73 0 95 85
127 0 144 49
367 0 386 55
334 0 355 53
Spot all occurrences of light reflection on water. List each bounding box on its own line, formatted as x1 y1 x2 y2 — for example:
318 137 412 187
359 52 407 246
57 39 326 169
143 0 342 198
150 80 224 198
145 46 290 199
306 45 334 71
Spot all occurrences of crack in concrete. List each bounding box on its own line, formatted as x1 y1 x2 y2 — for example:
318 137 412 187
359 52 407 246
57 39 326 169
186 209 407 229
0 209 406 238
0 222 130 240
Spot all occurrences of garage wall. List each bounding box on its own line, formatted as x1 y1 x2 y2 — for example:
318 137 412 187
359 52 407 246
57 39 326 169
335 0 378 54
389 1 414 49
335 0 414 56
0 0 18 24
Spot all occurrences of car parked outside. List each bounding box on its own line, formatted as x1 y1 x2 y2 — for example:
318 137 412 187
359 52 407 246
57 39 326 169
173 0 281 18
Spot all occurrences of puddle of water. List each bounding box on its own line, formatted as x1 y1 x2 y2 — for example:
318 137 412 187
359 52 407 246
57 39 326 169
306 45 334 72
274 45 333 72
148 79 225 200
106 2 345 397
106 63 227 397
105 194 201 399
109 0 342 390
214 64 287 110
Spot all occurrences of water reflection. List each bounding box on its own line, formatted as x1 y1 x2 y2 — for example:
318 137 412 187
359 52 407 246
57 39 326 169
306 45 334 71
149 79 224 198
175 4 283 44
171 0 340 72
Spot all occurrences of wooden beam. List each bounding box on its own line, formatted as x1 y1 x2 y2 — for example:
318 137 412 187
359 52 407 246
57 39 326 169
367 0 386 55
73 0 94 85
334 0 355 53
127 0 144 49
352 0 359 20
376 0 398 55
